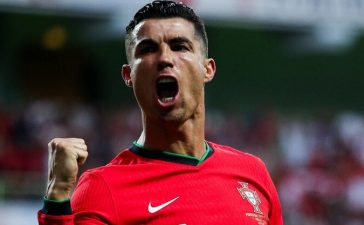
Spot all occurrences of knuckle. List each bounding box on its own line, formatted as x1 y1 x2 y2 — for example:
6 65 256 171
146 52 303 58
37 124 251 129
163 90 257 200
54 139 70 152
77 138 85 144
49 138 59 151
56 140 65 149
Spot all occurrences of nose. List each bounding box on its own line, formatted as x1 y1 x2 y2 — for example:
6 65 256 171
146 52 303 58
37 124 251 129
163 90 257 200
157 44 173 70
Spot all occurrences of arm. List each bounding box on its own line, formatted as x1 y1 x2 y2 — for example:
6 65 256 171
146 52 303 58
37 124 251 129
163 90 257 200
38 138 87 225
38 173 115 225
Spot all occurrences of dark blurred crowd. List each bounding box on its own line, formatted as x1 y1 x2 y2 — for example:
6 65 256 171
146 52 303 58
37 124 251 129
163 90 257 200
1 100 364 225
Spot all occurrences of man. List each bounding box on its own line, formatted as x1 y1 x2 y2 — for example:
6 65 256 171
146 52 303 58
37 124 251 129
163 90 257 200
38 1 283 224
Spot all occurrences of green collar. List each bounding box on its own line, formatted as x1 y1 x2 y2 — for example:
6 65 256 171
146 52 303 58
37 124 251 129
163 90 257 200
130 141 213 166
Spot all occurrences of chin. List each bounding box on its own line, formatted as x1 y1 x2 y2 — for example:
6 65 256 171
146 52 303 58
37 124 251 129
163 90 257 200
158 109 188 124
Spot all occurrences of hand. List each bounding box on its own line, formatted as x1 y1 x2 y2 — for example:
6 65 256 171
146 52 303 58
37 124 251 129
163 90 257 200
46 138 88 200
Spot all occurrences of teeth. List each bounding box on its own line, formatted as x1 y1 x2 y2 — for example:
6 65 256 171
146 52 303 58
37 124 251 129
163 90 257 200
158 77 175 83
161 97 174 103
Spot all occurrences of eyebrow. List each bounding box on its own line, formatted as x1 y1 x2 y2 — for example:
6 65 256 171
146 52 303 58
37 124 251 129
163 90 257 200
136 39 157 48
136 36 194 49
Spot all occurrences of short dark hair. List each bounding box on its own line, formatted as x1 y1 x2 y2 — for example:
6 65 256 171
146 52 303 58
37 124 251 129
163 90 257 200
125 0 208 61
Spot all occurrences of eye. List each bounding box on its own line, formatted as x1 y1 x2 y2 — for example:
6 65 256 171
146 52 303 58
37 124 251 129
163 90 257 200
139 45 158 54
171 44 189 52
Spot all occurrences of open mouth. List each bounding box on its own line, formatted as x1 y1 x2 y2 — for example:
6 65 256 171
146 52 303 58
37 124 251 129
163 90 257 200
156 77 178 103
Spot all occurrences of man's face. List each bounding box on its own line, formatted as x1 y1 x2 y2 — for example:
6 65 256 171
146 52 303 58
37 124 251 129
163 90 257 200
122 17 215 123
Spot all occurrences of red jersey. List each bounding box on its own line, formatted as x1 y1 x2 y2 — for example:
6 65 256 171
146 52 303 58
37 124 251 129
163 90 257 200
38 141 283 225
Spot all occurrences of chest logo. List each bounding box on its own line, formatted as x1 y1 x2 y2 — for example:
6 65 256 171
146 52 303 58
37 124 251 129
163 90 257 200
148 196 179 213
237 182 263 215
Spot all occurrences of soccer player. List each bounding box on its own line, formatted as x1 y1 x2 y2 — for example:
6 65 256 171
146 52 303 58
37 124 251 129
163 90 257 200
38 1 283 224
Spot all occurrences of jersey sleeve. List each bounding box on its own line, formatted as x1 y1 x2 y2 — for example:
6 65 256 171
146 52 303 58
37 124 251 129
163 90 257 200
38 211 74 225
71 170 117 224
38 197 74 225
38 170 117 225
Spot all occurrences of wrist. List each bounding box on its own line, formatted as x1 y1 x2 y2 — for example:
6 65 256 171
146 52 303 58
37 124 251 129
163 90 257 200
46 180 74 201
44 196 70 202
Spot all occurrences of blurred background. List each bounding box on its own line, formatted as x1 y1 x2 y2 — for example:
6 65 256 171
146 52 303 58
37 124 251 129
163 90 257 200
1 0 364 224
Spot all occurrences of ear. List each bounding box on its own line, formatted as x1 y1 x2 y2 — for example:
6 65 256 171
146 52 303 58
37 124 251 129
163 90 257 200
122 64 133 87
203 58 216 83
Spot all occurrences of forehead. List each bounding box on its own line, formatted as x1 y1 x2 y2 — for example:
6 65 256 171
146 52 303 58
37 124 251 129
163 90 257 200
131 17 197 43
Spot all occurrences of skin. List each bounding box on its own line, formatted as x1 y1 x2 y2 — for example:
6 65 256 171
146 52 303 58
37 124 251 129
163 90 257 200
46 138 87 200
122 17 216 157
46 17 216 200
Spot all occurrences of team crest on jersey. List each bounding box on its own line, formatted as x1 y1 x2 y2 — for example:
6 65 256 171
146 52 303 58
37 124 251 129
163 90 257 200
237 182 263 215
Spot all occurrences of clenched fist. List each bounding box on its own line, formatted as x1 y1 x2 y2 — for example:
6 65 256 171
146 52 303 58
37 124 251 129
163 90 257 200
46 138 88 201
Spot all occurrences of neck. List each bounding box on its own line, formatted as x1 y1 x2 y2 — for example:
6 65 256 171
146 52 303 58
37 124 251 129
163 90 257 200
136 105 206 159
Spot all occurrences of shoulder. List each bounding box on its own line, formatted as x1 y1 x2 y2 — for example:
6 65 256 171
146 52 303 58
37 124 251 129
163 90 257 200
71 153 128 209
207 141 271 180
208 141 265 165
208 141 280 198
76 147 143 186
